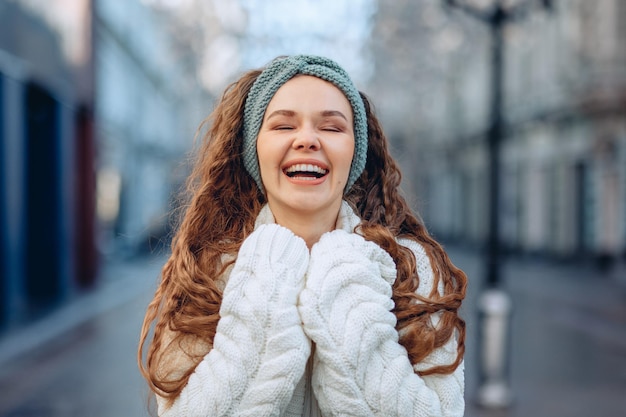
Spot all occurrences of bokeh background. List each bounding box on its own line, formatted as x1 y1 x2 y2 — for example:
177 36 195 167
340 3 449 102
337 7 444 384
0 0 625 416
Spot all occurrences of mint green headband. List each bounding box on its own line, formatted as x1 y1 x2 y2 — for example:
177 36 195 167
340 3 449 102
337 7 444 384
242 55 368 192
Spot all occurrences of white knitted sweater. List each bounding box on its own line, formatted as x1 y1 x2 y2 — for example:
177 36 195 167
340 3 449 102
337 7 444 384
157 201 464 416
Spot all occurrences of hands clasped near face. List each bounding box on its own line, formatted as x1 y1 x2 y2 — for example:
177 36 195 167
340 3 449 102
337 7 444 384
219 222 398 414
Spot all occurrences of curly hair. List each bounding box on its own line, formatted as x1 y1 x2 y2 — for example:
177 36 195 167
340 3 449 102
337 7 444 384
138 66 467 403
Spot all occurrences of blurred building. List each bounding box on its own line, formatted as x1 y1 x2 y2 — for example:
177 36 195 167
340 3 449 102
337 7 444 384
0 0 96 326
94 0 207 257
0 0 210 329
370 0 626 273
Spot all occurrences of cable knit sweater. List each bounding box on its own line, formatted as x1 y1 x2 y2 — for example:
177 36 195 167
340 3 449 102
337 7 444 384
156 201 464 416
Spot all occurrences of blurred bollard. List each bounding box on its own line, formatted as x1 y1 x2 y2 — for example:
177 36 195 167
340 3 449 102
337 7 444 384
477 288 513 408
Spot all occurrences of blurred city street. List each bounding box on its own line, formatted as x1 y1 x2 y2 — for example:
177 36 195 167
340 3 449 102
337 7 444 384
2 0 626 416
0 247 624 417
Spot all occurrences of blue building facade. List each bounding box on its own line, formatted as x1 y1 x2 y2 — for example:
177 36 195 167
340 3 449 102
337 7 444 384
0 1 96 326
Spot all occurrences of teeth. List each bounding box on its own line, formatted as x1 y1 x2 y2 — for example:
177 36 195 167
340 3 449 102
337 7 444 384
285 164 328 175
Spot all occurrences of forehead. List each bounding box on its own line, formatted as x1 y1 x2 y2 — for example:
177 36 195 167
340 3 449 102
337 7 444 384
267 75 353 113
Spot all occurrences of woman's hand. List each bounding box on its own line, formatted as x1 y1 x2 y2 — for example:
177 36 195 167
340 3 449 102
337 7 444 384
227 224 311 415
159 224 311 416
297 230 397 414
296 231 464 417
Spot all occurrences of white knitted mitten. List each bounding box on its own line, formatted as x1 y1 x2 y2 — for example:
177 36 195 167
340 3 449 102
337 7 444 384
160 224 310 416
299 230 463 417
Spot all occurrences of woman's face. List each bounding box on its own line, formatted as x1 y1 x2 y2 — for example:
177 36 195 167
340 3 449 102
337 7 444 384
256 75 355 222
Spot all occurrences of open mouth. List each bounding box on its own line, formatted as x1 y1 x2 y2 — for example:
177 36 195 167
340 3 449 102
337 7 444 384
284 163 328 180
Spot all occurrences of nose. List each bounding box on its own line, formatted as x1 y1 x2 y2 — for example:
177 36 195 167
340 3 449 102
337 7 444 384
292 127 320 151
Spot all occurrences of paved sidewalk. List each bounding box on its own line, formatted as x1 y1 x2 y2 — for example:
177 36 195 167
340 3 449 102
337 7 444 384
0 254 166 416
449 247 626 417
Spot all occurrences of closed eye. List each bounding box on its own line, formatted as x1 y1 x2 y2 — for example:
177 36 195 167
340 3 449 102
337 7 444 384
319 113 349 133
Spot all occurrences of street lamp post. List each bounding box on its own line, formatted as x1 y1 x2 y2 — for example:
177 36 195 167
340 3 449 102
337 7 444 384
444 0 553 408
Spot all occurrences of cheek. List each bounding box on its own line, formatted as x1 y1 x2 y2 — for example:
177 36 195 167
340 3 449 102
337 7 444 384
256 138 274 167
339 144 355 175
256 137 286 181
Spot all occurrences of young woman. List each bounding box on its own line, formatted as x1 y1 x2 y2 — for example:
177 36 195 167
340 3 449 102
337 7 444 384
138 55 467 416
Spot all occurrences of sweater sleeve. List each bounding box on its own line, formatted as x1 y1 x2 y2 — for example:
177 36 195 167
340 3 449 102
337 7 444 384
158 224 311 416
298 230 464 417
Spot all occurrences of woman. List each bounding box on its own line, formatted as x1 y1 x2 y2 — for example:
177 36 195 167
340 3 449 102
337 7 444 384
138 55 467 416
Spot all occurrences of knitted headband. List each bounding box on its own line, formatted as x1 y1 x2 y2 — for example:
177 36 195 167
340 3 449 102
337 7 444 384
242 55 368 192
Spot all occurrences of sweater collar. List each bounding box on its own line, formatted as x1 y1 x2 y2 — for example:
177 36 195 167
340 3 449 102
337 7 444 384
254 200 361 234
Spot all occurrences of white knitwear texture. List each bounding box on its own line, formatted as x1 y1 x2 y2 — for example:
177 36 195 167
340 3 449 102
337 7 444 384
158 224 311 416
156 201 464 416
297 229 464 416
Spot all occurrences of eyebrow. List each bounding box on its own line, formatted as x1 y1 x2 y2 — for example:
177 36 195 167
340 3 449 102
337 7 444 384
265 109 349 122
265 109 296 121
320 110 349 122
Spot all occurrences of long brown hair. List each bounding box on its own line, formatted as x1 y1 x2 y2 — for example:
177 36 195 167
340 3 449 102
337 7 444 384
138 66 466 402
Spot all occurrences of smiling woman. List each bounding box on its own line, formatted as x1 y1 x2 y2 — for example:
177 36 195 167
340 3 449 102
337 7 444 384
256 75 355 247
138 55 467 417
